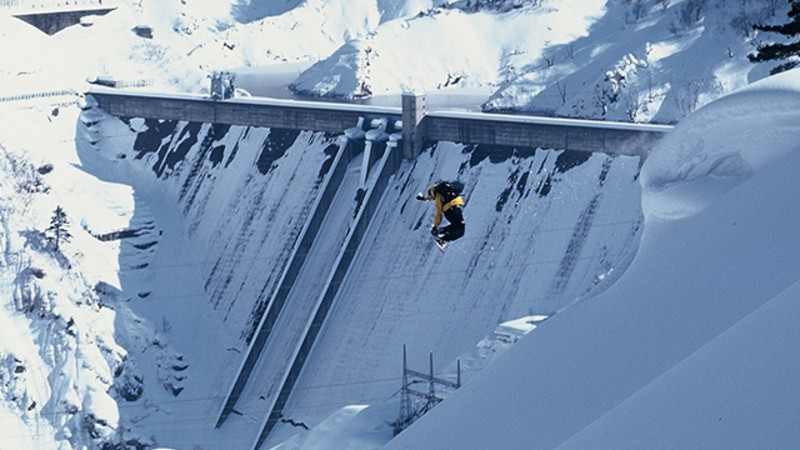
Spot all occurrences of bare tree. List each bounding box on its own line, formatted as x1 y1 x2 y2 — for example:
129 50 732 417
632 0 647 20
594 84 612 116
556 80 568 105
672 0 707 33
565 44 575 60
625 92 644 121
674 80 702 118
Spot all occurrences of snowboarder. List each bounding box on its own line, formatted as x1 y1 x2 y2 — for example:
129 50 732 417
417 181 465 248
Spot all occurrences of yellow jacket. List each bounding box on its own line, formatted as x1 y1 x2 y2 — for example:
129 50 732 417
429 186 464 228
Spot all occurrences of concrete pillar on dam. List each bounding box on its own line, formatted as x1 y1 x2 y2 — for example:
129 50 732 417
402 91 426 159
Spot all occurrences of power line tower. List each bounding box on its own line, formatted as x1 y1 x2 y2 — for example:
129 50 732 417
394 344 461 436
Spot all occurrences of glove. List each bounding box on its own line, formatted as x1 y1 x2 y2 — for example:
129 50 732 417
430 226 439 236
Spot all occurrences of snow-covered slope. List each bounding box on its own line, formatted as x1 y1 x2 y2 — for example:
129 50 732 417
0 93 168 449
289 0 783 123
291 0 607 99
386 67 800 450
484 0 780 122
7 0 784 120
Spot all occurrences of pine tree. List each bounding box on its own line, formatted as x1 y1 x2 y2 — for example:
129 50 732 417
749 1 800 74
46 206 71 251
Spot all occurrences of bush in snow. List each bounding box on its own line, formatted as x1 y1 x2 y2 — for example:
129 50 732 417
2 150 50 195
668 0 707 35
455 0 545 13
13 266 47 315
156 350 187 397
593 53 648 116
0 354 36 414
113 359 144 402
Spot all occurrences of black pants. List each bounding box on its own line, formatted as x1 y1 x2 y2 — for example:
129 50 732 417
440 206 465 242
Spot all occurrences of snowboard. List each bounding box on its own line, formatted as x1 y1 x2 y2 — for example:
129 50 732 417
434 236 447 252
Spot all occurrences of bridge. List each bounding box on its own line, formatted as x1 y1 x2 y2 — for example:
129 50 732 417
85 87 672 449
3 1 117 35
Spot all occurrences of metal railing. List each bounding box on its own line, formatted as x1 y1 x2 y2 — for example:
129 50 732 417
0 89 78 103
1 0 110 10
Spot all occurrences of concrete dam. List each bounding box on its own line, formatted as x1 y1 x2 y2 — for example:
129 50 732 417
83 88 672 449
88 88 670 159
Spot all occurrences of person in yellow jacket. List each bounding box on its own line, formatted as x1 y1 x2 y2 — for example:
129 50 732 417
416 181 465 243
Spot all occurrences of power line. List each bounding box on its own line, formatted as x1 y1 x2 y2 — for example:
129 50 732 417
65 217 639 276
0 248 612 351
0 357 478 442
0 199 637 340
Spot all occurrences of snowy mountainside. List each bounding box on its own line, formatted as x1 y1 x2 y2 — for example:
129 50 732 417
0 99 187 448
483 0 779 122
46 0 442 96
6 0 783 123
290 1 606 100
291 0 782 123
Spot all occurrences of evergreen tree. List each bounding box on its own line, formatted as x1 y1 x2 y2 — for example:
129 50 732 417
46 206 71 251
749 1 800 74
